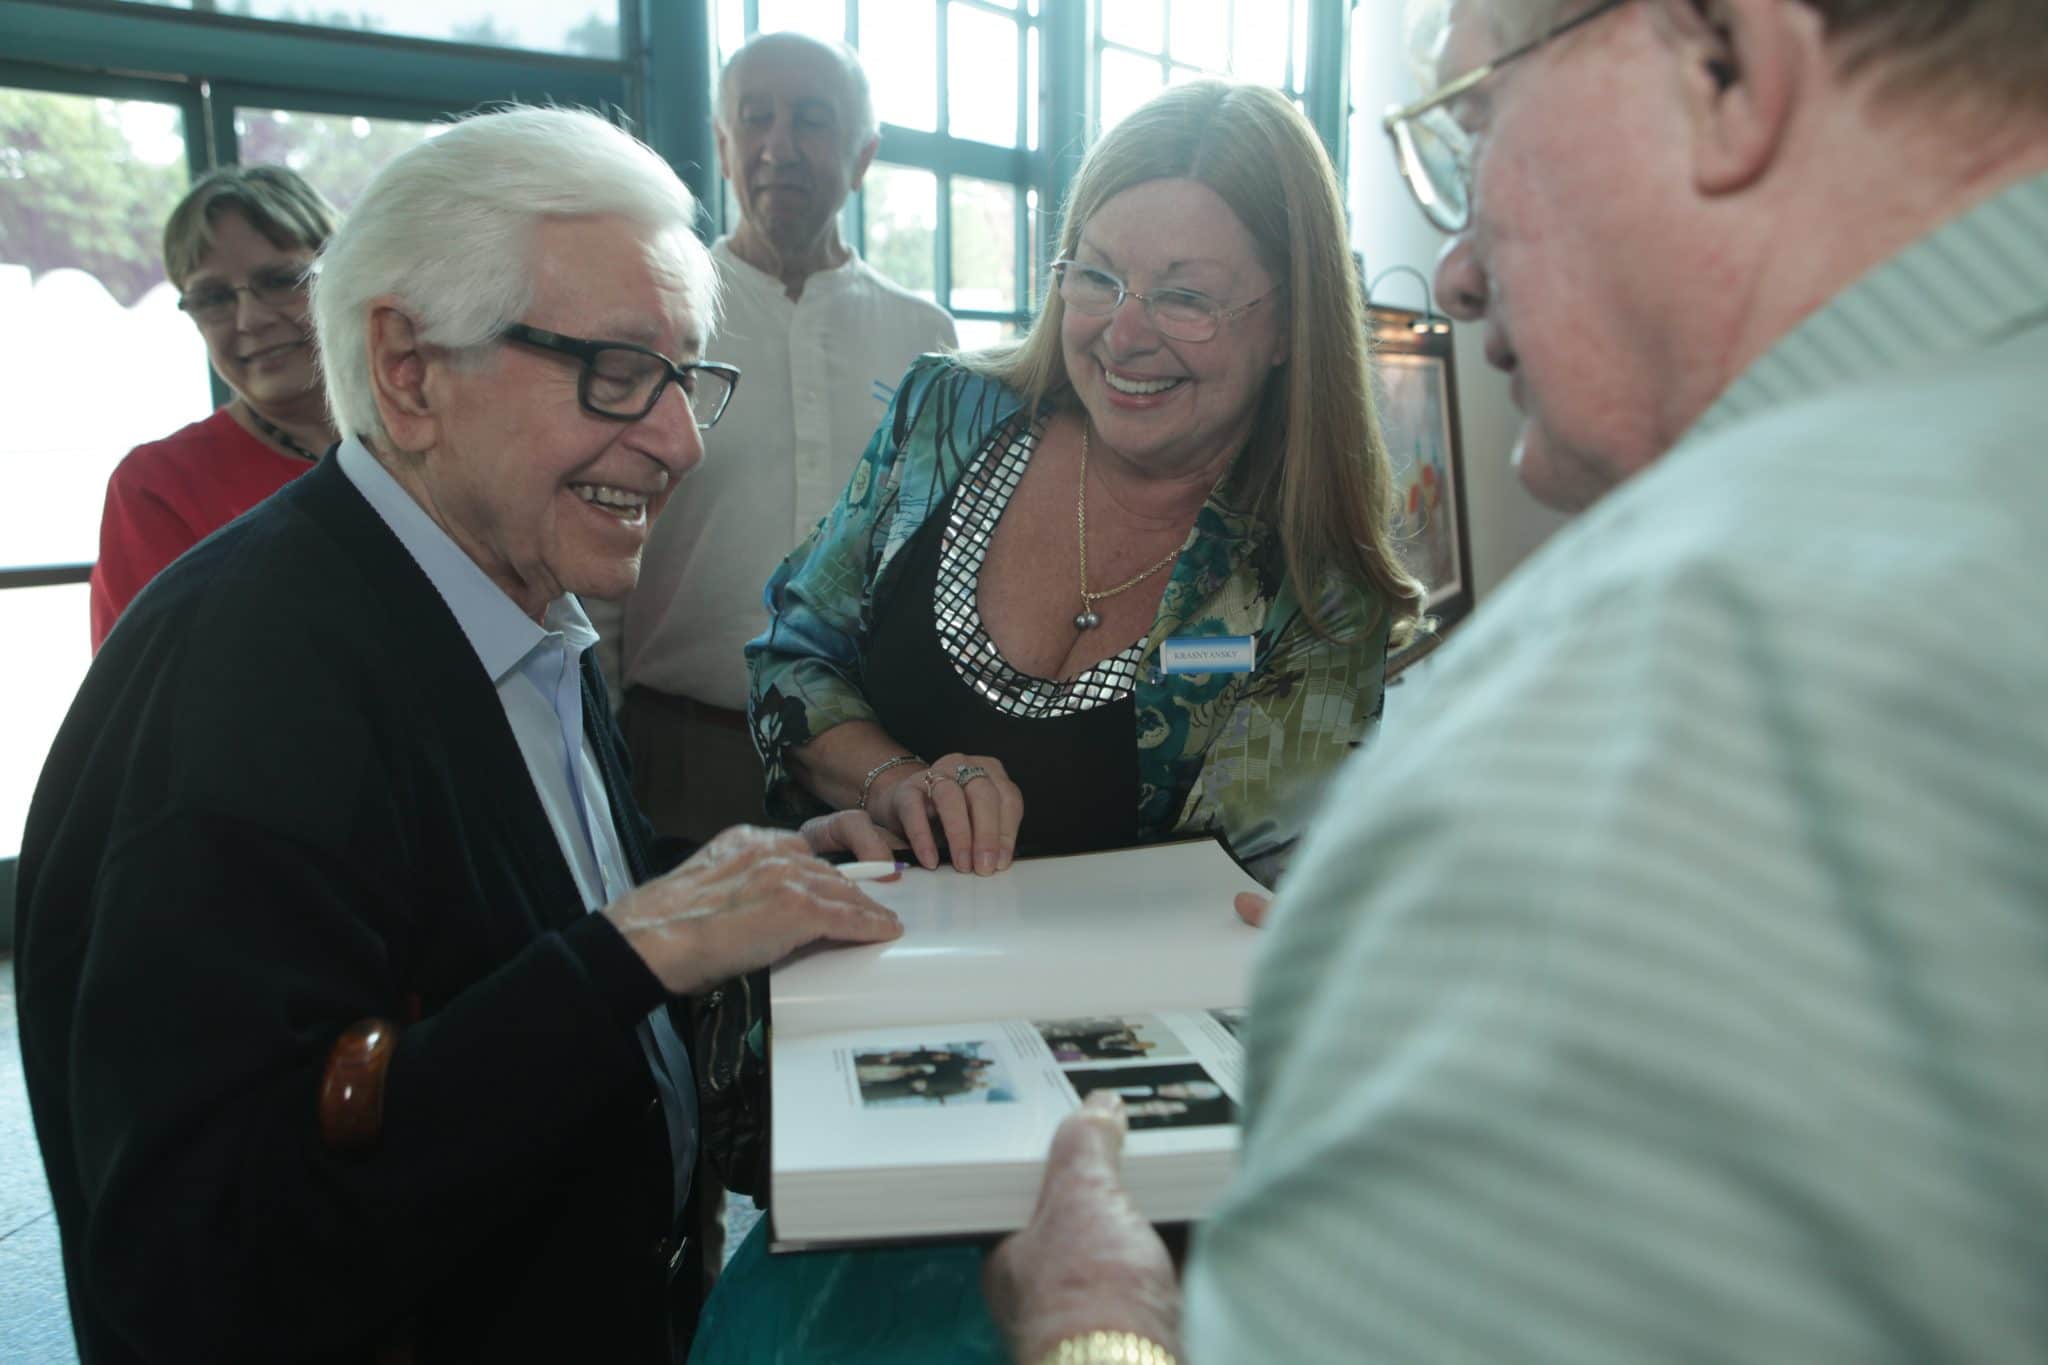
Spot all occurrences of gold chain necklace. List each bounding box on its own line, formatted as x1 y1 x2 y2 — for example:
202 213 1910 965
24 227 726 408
1074 425 1182 631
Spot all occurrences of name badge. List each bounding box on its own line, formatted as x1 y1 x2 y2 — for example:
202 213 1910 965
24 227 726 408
1159 635 1256 676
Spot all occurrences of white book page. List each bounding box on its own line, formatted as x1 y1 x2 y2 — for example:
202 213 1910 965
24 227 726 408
774 1010 1246 1178
772 840 1266 1038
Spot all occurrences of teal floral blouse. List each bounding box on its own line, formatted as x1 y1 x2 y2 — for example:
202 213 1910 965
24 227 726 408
745 355 1391 879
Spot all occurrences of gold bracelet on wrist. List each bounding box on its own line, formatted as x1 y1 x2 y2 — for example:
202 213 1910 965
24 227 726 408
857 753 924 811
1031 1330 1178 1365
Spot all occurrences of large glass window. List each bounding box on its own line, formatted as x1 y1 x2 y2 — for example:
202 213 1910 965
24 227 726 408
0 84 213 858
0 584 94 863
0 79 457 860
231 108 447 212
864 0 939 133
1094 0 1311 134
0 87 211 572
863 161 939 299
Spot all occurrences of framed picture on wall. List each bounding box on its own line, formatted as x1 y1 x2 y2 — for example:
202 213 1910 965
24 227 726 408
1369 304 1474 670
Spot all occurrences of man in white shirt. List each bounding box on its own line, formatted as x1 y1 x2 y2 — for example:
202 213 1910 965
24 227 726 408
595 30 958 845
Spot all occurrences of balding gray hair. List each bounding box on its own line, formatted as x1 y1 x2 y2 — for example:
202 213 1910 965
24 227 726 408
716 30 880 158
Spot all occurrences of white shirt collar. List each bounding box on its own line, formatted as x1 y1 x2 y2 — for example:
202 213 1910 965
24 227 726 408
337 437 597 683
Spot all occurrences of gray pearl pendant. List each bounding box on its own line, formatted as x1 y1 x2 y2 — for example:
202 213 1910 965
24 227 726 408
1074 609 1102 631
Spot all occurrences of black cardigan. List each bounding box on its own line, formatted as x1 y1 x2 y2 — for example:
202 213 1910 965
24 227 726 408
16 455 692 1363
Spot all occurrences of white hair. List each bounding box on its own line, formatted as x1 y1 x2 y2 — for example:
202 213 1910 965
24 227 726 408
313 106 719 446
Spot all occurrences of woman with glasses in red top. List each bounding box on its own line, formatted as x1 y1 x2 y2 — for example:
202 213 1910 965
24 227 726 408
90 165 339 650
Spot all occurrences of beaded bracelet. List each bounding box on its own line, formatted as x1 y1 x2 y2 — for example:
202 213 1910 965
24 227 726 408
857 753 925 811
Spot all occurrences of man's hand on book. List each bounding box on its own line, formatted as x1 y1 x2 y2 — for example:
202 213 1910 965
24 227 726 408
985 1092 1182 1363
605 825 903 995
798 808 908 863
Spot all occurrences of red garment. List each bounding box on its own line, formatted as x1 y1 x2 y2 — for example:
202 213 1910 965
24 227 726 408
90 407 313 651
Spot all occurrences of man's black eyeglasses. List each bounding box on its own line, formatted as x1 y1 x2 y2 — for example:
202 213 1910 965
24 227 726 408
501 323 740 428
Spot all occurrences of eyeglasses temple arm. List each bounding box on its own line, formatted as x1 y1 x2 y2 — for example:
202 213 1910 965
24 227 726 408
1382 62 1495 132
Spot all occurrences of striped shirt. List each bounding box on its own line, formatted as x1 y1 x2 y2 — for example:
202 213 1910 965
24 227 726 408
1186 174 2048 1361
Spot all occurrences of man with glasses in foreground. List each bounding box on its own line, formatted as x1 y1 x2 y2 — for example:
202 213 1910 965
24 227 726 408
986 1 2048 1361
17 107 905 1363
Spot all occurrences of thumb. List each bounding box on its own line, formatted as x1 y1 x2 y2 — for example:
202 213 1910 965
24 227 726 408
1046 1090 1129 1182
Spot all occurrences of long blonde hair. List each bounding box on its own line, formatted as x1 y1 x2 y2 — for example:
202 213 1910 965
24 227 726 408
970 80 1425 643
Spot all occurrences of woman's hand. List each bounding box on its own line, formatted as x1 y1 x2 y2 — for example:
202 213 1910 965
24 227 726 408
985 1092 1182 1362
869 751 1023 876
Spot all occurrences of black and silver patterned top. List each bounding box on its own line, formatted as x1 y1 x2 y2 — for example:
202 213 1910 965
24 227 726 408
934 422 1147 719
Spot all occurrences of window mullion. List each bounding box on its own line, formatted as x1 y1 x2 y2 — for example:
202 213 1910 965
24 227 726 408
936 170 953 312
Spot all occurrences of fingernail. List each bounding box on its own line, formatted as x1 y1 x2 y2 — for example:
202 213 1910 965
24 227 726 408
976 850 995 875
1085 1090 1123 1115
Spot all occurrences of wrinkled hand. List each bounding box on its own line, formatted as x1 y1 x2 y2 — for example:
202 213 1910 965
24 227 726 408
869 752 1023 876
799 807 909 863
604 825 902 995
985 1093 1181 1362
1234 891 1271 927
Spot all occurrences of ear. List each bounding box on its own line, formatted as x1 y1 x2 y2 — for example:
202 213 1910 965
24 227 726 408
847 134 880 193
365 300 439 454
1659 0 1811 196
713 120 736 184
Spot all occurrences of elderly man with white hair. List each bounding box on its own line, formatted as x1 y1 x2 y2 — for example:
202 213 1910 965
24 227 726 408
16 106 902 1364
592 29 955 849
983 1 2048 1363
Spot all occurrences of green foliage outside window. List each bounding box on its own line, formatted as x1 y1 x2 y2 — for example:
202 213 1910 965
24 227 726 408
0 90 188 307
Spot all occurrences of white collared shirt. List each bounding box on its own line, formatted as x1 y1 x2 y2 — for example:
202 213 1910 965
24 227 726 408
338 439 631 908
597 239 957 708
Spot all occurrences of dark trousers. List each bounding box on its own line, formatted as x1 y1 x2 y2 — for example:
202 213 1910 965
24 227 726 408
621 688 769 846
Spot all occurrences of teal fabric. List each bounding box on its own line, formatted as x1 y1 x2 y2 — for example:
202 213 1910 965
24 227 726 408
690 1221 1005 1363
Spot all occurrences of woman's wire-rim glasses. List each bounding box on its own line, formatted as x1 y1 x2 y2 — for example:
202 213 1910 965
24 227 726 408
1051 260 1281 343
501 322 741 429
1382 0 1635 233
176 266 312 325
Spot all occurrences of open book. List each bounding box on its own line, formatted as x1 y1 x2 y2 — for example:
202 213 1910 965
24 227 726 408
769 839 1265 1250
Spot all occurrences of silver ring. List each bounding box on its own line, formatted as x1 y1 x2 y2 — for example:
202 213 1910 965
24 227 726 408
954 764 992 787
